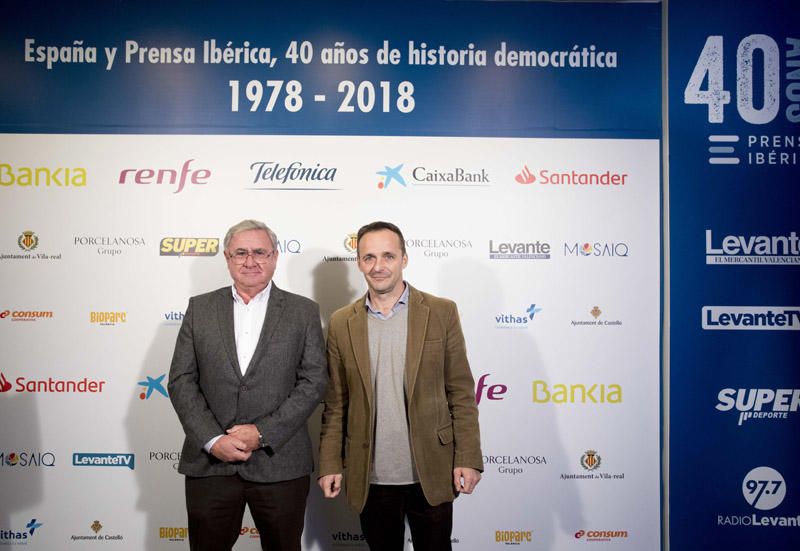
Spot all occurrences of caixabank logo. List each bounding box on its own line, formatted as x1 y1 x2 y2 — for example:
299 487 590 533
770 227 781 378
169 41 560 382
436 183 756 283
716 387 799 426
718 466 799 528
514 164 628 188
705 230 800 265
0 518 43 544
377 163 490 189
160 237 219 257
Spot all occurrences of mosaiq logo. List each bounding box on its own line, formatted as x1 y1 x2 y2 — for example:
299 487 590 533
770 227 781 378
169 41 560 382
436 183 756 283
563 241 629 257
705 230 800 265
118 159 210 194
716 387 800 426
0 450 56 468
250 161 338 190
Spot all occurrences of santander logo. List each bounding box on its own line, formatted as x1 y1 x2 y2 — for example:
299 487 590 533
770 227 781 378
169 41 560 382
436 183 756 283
0 372 11 392
515 165 535 184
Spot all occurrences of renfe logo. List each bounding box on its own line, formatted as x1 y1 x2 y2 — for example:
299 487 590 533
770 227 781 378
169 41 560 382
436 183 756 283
702 307 800 330
72 453 135 470
118 159 210 194
475 374 507 405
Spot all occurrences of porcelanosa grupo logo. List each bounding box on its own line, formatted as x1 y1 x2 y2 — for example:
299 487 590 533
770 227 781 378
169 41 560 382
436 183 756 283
716 387 799 426
377 163 490 188
118 159 210 194
705 229 800 265
483 453 547 476
404 237 473 259
249 161 338 190
514 164 628 188
702 307 800 330
718 466 798 528
74 236 146 257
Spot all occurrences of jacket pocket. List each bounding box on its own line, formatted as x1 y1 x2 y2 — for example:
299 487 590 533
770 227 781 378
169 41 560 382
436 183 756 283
437 423 454 445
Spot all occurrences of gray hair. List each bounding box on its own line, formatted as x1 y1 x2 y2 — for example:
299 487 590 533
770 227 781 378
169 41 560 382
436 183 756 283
223 219 278 250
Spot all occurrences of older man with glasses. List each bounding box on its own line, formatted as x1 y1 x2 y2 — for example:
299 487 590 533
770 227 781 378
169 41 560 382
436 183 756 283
168 219 327 551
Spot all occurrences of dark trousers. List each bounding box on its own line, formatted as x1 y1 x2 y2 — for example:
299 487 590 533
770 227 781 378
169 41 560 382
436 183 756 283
185 474 309 551
359 483 453 551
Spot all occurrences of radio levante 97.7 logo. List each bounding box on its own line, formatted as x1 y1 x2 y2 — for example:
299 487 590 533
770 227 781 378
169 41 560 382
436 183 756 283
718 466 799 528
684 35 800 167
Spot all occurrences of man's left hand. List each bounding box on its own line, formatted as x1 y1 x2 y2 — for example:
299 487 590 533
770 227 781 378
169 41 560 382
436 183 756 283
453 467 481 494
227 424 261 452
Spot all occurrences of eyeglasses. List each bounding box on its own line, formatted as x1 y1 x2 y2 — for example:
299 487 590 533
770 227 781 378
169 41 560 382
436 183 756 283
227 248 276 265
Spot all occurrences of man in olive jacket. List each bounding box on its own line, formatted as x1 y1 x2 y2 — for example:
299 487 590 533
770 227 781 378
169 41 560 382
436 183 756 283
318 221 483 551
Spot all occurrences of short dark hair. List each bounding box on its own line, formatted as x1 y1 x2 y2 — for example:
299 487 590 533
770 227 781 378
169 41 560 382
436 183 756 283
356 221 406 257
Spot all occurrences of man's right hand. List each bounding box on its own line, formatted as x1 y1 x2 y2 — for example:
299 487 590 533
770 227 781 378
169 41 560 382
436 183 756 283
209 434 252 462
318 473 343 498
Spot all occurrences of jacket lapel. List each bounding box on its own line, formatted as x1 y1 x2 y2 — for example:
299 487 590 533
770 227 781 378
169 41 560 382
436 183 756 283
347 297 373 409
216 288 242 379
246 284 284 375
405 286 429 402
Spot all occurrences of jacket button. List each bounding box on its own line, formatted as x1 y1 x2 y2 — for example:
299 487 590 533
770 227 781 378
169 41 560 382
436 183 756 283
240 385 247 391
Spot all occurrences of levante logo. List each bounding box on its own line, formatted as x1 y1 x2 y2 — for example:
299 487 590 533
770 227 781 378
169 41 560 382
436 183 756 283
705 230 800 265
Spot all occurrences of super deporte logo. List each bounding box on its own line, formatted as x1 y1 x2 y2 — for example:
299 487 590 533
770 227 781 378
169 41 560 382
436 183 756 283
716 388 799 426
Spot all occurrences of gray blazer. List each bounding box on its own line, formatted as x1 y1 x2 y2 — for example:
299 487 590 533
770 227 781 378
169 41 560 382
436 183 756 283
168 284 328 482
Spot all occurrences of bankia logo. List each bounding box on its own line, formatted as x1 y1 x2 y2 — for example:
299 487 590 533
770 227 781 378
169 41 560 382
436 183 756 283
563 241 629 258
377 163 490 189
1 162 86 188
0 372 106 394
533 381 622 405
0 451 56 468
0 309 53 322
702 307 800 330
249 161 338 190
0 518 43 544
514 164 628 188
118 159 209 194
496 304 541 328
489 239 551 260
72 453 135 470
160 237 219 257
705 229 800 265
716 388 799 426
718 466 799 528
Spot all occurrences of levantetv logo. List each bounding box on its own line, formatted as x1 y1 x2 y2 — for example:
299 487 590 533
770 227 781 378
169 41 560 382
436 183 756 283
705 230 800 264
702 307 800 330
72 453 135 470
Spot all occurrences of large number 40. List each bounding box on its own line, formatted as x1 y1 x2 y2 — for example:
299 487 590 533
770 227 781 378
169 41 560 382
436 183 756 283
684 34 779 124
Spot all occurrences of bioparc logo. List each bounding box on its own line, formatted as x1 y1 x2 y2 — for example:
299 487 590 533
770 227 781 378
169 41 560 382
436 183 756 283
137 374 168 400
90 311 127 326
249 161 338 190
514 164 628 188
702 307 800 330
72 453 135 470
323 233 358 263
574 529 628 542
0 372 107 394
496 304 541 328
716 387 799 426
563 241 629 258
70 520 124 542
118 159 210 194
705 229 800 265
160 237 219 257
0 518 43 544
377 163 490 189
718 466 799 528
570 305 623 328
495 530 533 545
0 451 56 468
0 309 53 322
159 526 188 542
